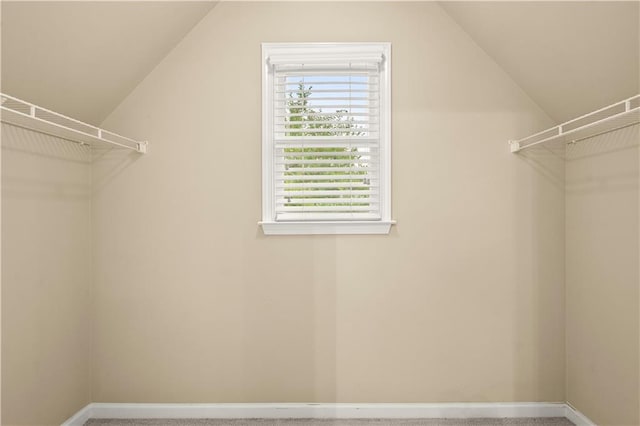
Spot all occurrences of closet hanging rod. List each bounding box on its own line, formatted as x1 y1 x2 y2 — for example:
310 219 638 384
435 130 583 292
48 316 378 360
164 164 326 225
0 93 148 153
509 94 640 153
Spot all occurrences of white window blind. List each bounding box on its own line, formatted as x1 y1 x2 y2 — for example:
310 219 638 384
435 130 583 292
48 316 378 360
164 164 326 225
273 61 381 221
262 43 393 235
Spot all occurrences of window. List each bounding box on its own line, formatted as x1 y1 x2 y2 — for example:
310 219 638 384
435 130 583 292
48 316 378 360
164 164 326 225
261 43 393 235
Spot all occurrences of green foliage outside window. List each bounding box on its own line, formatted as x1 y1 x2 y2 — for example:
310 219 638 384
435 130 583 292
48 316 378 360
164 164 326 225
283 83 371 207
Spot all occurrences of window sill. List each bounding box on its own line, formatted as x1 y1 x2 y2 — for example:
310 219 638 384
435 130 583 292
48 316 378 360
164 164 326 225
259 220 396 235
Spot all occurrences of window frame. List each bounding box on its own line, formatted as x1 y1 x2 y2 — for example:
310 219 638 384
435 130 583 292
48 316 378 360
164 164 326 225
260 42 394 235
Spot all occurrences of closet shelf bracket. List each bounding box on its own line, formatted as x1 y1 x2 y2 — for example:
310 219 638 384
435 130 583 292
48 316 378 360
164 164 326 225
0 93 148 153
509 94 640 153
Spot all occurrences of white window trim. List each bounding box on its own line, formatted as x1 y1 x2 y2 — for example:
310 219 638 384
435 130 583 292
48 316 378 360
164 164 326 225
260 42 394 235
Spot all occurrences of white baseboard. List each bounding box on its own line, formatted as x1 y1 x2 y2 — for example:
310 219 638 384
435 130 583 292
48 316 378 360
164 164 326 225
565 403 597 426
61 403 92 426
63 402 573 424
90 402 566 419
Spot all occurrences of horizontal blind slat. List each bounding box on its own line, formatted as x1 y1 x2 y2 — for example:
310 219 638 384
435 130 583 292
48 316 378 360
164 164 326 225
277 160 376 166
275 104 379 110
276 70 379 76
277 132 378 137
276 81 378 87
276 213 381 221
277 198 379 204
278 150 378 155
275 206 378 213
275 136 378 142
276 145 378 150
277 89 378 94
277 176 375 182
272 60 381 69
275 121 379 126
279 166 377 173
276 189 378 199
277 113 377 118
275 182 374 189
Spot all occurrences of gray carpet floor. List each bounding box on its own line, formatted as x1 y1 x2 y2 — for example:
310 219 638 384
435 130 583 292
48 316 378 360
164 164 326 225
85 418 575 426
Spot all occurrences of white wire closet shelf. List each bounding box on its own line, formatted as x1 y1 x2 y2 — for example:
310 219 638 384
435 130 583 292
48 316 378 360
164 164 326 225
0 93 148 153
509 94 640 153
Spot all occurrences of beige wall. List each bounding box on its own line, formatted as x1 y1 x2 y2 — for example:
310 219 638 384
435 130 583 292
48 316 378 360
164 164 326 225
1 125 92 425
566 126 640 426
94 2 564 403
3 2 640 421
1 3 4 418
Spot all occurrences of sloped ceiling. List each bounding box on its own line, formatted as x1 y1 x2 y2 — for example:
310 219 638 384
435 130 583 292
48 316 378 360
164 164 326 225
441 1 640 123
1 1 637 126
1 1 216 125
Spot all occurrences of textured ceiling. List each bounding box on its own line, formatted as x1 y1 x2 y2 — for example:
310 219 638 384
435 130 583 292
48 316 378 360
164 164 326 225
441 1 640 123
1 1 216 125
